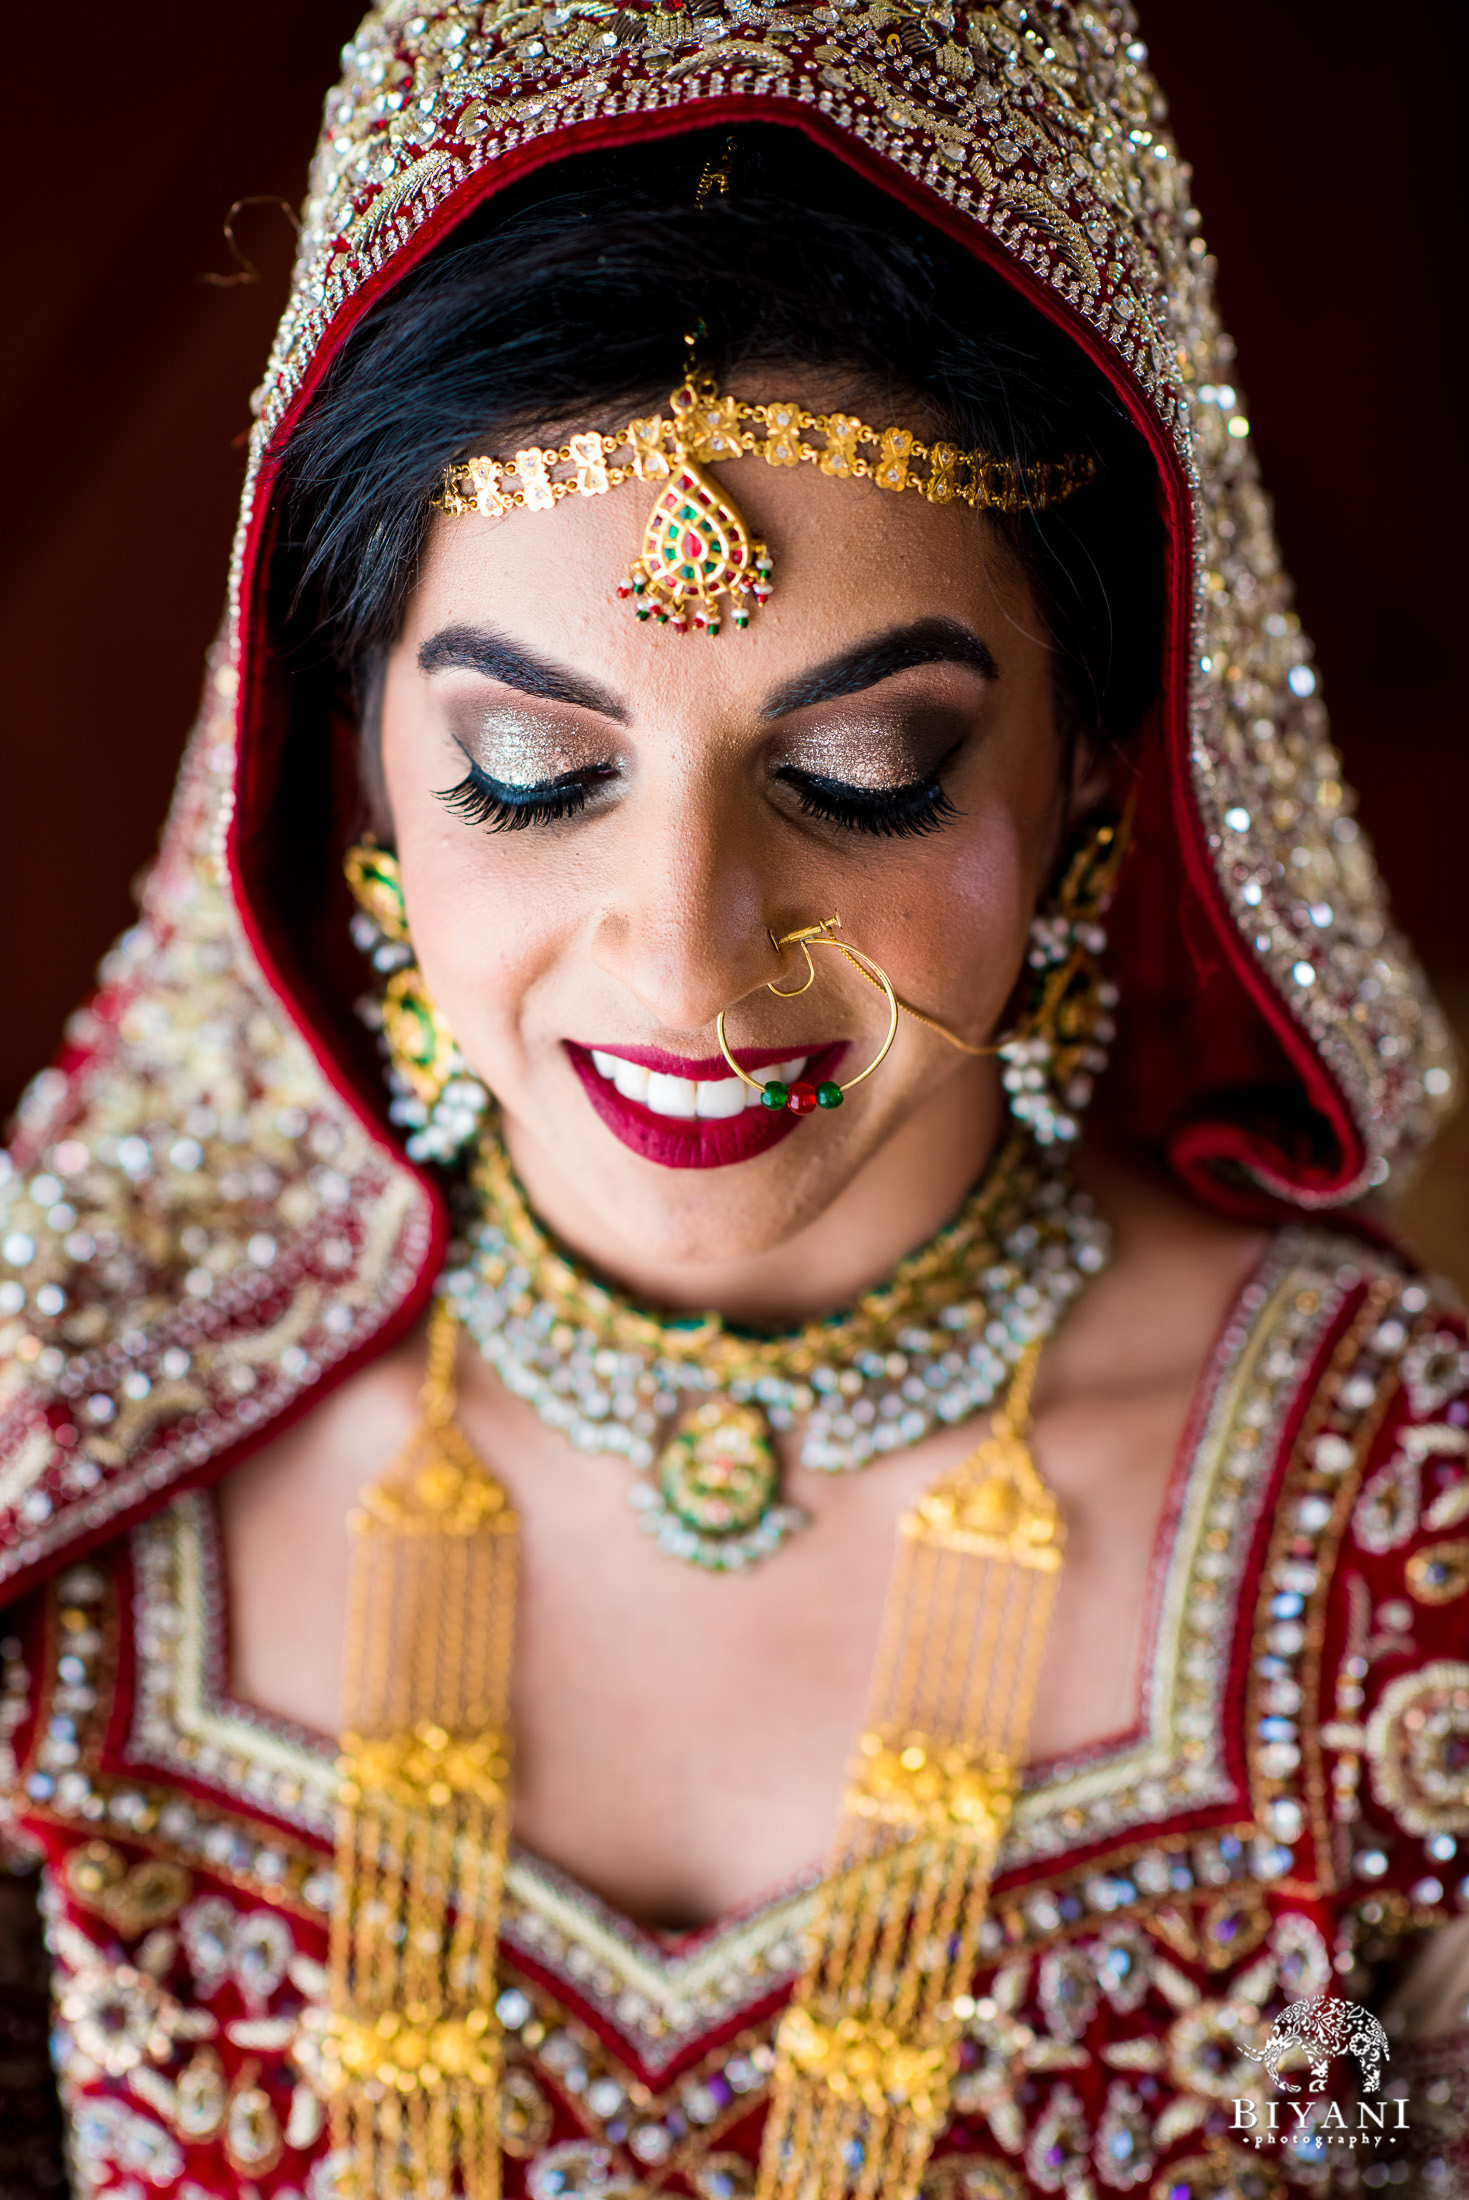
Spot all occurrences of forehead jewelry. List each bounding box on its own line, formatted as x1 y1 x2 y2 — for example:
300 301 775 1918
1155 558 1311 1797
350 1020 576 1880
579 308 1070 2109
433 360 1095 637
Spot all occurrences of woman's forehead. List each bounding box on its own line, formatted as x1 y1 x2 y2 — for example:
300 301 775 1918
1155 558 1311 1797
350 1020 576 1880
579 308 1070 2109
405 456 1031 707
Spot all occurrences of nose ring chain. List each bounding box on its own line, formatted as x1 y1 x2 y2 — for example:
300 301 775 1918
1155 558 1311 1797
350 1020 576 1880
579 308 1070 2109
714 915 903 1116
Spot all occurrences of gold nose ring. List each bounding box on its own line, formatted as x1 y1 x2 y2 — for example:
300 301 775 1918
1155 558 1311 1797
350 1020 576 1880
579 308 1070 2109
714 916 900 1116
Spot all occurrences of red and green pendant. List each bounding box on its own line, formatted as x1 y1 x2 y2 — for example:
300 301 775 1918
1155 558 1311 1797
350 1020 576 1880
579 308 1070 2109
619 459 772 635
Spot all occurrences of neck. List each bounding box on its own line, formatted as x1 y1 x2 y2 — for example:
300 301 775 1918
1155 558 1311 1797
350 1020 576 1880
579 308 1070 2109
500 1062 1006 1328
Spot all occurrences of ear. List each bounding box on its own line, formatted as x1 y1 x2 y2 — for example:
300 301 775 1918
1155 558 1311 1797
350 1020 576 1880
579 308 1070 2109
1066 728 1119 829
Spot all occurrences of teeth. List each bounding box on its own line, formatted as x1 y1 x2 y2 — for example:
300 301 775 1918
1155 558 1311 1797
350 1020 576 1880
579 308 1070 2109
589 1052 809 1118
745 1056 808 1109
697 1076 747 1120
645 1071 697 1119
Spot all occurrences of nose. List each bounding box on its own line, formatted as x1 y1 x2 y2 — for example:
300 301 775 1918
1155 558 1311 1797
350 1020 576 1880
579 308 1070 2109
590 781 781 1037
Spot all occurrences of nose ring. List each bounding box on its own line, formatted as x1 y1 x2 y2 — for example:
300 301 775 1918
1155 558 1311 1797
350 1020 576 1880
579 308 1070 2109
713 915 900 1116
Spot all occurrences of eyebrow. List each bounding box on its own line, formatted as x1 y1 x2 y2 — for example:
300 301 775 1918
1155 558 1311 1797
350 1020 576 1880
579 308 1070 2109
761 618 1000 719
418 624 629 721
416 613 997 727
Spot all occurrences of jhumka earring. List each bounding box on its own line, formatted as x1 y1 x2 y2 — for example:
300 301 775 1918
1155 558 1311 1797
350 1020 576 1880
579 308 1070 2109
998 811 1129 1147
714 916 900 1115
343 842 491 1165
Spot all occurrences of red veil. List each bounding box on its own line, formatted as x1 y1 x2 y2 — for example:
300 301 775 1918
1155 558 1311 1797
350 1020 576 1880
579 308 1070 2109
0 0 1455 1597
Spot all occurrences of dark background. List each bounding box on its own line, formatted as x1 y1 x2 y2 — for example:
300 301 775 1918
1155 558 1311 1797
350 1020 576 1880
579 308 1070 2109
4 3 1467 1272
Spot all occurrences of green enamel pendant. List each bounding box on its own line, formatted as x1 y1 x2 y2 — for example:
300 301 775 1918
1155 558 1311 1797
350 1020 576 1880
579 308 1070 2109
634 1400 804 1570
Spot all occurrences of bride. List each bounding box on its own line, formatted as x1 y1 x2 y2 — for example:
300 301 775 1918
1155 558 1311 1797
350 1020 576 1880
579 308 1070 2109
2 7 1465 2197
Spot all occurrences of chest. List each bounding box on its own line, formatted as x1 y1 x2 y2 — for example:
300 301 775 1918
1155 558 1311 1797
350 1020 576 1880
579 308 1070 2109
4 1232 1446 2199
218 1337 1190 1929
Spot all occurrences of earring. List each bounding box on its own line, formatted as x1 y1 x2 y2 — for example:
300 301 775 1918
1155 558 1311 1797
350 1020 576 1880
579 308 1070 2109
344 842 492 1167
715 917 900 1115
998 811 1128 1148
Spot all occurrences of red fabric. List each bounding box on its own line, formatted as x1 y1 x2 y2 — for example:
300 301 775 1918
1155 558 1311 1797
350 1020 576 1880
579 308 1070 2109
226 100 1367 1273
9 1260 1462 2195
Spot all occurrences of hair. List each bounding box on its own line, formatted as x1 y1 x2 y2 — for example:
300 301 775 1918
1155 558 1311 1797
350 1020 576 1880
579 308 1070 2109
276 125 1164 762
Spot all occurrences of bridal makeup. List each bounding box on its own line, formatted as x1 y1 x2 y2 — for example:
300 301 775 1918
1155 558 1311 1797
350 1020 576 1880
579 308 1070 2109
565 1040 849 1168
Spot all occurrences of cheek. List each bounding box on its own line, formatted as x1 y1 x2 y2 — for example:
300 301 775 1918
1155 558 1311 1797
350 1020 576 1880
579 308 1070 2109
933 843 1030 1027
861 799 1034 1044
380 706 572 1078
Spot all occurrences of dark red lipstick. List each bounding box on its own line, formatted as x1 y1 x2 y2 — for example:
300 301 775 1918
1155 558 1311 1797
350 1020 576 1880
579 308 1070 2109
565 1041 848 1170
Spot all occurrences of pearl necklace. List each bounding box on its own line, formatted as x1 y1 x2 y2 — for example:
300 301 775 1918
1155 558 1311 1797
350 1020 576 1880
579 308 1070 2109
441 1127 1107 1571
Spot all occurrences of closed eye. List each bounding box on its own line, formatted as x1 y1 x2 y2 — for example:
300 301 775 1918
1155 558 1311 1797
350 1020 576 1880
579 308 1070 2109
435 759 618 832
775 766 961 839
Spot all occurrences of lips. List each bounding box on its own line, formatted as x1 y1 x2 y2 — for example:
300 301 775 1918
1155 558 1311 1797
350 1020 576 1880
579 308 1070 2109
566 1040 848 1169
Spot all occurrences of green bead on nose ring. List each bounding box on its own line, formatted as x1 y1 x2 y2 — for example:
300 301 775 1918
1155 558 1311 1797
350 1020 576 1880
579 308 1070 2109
714 916 899 1118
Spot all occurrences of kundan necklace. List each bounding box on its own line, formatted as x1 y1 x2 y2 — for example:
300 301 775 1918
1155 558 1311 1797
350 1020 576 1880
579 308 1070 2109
440 1122 1108 1569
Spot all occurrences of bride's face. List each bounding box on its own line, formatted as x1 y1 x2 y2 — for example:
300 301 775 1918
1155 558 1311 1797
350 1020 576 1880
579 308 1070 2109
379 429 1075 1276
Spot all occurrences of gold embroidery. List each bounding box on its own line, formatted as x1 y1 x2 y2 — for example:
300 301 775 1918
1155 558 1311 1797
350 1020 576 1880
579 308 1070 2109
1364 1661 1469 1837
1406 1539 1469 1604
64 1841 191 1937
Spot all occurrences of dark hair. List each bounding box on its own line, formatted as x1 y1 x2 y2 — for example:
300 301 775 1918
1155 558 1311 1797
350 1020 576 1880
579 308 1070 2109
278 125 1163 754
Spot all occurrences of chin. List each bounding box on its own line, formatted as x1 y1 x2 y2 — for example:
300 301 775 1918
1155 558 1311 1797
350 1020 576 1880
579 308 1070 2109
504 1081 874 1274
589 1137 861 1269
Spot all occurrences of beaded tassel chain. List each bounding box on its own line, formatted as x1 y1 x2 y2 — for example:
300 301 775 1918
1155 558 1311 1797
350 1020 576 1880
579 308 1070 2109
757 1342 1061 2200
319 1301 517 2200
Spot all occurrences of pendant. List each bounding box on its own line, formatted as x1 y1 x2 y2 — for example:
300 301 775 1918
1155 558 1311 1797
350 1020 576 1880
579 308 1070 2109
631 1400 806 1570
620 458 772 634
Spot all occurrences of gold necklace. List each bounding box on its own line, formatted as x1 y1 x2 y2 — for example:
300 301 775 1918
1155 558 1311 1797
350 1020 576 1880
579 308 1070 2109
319 1304 1064 2200
442 1123 1107 1568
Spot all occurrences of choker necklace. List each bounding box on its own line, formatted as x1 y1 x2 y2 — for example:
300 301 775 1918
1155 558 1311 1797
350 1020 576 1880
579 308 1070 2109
441 1125 1108 1570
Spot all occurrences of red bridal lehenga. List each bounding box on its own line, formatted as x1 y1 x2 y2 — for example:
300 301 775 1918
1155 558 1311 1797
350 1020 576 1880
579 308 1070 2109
2 5 1468 2197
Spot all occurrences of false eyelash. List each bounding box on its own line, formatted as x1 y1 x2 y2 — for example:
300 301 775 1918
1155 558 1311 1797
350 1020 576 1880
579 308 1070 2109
778 769 961 840
434 761 614 832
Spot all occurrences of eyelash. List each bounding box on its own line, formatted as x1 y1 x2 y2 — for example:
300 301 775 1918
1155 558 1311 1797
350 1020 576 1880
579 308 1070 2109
435 762 614 832
435 760 961 840
777 769 960 840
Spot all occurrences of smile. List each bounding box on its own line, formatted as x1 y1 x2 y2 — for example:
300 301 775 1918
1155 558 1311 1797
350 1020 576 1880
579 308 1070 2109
565 1041 848 1171
588 1048 809 1118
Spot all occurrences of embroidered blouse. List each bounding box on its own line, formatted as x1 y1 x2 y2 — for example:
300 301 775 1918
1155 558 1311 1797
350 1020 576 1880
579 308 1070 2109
4 1225 1467 2197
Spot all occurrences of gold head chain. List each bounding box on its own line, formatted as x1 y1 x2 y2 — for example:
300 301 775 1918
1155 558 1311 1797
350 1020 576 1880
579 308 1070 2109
433 362 1095 635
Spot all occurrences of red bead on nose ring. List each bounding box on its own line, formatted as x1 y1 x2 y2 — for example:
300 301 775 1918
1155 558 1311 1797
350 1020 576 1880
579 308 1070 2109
713 916 900 1118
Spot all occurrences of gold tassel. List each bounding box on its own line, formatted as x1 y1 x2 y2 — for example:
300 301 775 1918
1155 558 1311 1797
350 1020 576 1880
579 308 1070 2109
321 1298 517 2200
758 1340 1061 2200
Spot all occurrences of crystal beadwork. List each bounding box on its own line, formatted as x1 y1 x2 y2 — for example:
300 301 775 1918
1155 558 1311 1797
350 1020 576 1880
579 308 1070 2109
442 1125 1110 1568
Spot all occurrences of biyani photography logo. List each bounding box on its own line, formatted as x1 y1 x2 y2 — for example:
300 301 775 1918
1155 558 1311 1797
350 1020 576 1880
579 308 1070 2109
1231 1995 1409 2155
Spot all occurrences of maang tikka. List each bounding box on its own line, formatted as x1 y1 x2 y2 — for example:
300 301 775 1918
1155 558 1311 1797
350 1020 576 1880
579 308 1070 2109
433 356 1095 637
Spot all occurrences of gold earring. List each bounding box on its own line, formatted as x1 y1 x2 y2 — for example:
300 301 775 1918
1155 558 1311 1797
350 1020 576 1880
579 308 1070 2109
714 916 900 1115
997 803 1133 1145
344 841 458 1109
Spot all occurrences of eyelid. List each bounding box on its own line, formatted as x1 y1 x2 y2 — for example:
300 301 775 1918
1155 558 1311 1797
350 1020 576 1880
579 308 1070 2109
775 710 966 788
775 732 963 798
447 709 620 790
773 765 961 841
435 758 616 833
